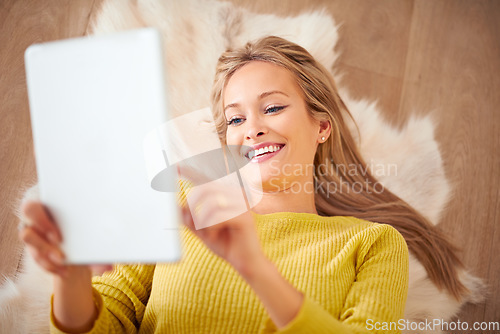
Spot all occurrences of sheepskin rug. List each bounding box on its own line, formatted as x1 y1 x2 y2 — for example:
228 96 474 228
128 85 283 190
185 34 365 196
0 0 484 333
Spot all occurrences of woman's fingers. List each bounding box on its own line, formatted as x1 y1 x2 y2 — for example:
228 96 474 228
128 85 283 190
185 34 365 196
90 264 114 276
20 226 66 275
19 201 68 276
182 204 222 239
186 183 249 231
19 201 115 279
21 201 62 244
181 206 196 232
177 165 211 186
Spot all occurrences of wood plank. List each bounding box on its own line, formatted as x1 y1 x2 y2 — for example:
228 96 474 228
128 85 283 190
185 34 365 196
0 0 98 279
400 0 500 325
324 0 415 126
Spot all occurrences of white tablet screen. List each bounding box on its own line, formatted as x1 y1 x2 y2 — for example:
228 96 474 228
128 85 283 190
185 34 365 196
25 28 182 264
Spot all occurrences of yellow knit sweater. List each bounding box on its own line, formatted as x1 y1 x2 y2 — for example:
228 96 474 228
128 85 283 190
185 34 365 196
50 212 409 333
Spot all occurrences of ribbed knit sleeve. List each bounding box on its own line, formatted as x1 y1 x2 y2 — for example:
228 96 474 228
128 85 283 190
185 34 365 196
50 264 156 334
274 224 409 334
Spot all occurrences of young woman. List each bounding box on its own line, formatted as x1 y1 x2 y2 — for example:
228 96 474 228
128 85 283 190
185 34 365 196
20 36 466 333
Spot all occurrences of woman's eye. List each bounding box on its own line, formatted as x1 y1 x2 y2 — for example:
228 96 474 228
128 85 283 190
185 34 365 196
265 105 286 114
227 117 244 126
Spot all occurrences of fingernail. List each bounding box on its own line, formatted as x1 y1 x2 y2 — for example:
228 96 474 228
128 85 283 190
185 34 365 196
49 251 64 265
47 232 59 244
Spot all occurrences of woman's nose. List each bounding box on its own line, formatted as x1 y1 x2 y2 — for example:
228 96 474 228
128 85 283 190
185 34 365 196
245 116 268 140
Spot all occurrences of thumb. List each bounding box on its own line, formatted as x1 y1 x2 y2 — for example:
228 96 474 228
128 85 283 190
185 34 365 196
177 163 211 186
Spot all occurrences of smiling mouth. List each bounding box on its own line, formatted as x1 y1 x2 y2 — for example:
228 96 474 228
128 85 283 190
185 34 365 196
245 144 285 160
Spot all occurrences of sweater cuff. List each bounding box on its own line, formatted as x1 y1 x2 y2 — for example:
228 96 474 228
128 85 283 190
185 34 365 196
50 288 107 334
275 295 350 334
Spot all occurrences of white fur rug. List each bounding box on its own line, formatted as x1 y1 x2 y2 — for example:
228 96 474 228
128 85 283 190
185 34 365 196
0 0 484 333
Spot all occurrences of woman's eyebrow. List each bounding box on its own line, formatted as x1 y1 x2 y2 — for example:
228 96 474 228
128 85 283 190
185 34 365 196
224 91 289 112
259 90 289 99
224 103 239 113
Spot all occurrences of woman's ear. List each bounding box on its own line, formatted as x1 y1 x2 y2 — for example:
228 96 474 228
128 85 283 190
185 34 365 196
318 119 332 143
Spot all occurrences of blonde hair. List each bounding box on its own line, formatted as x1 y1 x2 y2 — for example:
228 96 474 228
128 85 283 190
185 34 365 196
210 36 467 300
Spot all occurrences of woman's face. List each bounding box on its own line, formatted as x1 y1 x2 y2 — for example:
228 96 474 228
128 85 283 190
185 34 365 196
223 61 326 192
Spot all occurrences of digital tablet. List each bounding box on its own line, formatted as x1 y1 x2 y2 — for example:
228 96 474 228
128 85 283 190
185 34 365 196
25 28 182 264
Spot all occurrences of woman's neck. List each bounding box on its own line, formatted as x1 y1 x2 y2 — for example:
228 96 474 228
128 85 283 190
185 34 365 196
247 181 318 215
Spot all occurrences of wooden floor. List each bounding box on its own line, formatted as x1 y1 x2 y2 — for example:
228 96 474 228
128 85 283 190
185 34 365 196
1 0 498 329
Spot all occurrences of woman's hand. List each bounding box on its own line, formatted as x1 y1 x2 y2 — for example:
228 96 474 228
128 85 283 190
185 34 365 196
178 168 304 329
18 201 112 277
178 167 266 278
19 201 68 276
18 201 112 332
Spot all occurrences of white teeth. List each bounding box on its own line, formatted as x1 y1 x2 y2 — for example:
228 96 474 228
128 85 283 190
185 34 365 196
247 145 283 159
